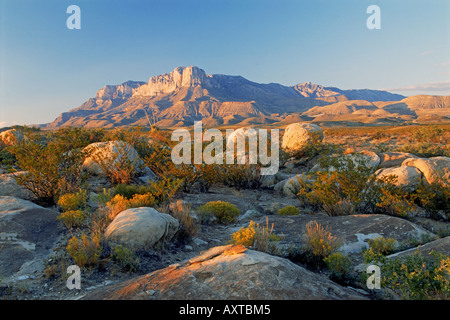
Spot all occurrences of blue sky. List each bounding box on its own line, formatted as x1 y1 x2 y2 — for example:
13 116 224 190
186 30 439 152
1 0 449 127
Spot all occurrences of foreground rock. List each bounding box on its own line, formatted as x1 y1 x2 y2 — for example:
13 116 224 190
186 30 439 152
378 152 418 168
0 196 62 283
281 123 323 154
104 207 179 252
82 244 366 300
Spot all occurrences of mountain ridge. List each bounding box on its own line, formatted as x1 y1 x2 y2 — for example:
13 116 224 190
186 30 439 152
44 66 449 128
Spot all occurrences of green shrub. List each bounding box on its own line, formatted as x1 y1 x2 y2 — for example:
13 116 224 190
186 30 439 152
167 200 198 242
303 220 341 263
10 130 86 204
57 190 88 212
362 236 397 264
229 218 281 254
66 234 102 268
57 210 87 229
278 205 300 216
324 252 352 279
197 200 240 224
297 152 416 217
382 251 450 300
111 245 140 272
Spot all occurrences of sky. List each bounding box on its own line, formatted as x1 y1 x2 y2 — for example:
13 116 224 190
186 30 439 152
1 0 449 127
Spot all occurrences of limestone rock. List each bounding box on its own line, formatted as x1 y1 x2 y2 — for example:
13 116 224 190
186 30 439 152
0 196 62 282
281 123 323 154
105 207 179 251
375 166 423 192
401 156 450 187
386 236 449 260
0 129 24 146
378 152 418 168
82 141 155 181
0 172 34 200
82 244 366 300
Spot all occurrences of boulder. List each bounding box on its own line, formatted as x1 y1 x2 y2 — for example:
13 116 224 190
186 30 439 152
0 129 24 146
386 236 450 260
0 172 34 200
0 196 62 283
401 156 450 187
375 166 423 192
281 123 323 153
282 174 309 197
104 207 179 251
82 244 366 300
82 141 155 180
378 152 418 168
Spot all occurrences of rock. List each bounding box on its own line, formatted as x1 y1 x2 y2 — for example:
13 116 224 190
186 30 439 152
378 152 418 168
264 214 434 255
0 129 24 146
401 156 450 187
345 150 380 169
237 209 262 221
104 207 179 251
375 166 423 192
82 141 155 181
0 172 34 200
0 196 62 283
82 244 366 300
281 123 323 154
386 236 450 260
282 174 309 197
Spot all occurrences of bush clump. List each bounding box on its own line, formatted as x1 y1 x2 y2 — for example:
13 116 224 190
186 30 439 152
229 218 281 253
57 210 87 230
66 234 102 268
197 200 240 224
278 205 300 216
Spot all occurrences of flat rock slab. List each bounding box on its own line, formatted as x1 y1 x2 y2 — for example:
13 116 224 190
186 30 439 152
386 236 450 260
258 213 435 255
0 196 62 282
82 244 366 300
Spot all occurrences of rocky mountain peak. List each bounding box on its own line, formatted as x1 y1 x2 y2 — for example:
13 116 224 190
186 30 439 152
132 66 208 97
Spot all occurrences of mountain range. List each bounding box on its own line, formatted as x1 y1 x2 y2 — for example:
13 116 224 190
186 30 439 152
44 66 450 129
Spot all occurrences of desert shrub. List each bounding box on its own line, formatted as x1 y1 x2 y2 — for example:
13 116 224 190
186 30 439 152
324 252 352 280
111 245 140 273
382 251 450 300
229 218 281 254
297 153 416 217
166 200 198 242
197 200 240 224
113 184 152 200
218 164 262 190
57 210 87 230
106 178 181 220
414 183 450 220
278 205 300 216
66 234 102 268
10 131 86 204
396 125 449 157
302 220 341 265
57 189 88 212
362 236 397 264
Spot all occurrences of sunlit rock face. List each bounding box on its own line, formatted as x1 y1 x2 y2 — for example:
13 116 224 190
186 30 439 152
82 244 367 300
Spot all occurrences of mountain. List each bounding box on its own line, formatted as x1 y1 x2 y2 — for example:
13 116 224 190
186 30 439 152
44 66 448 129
